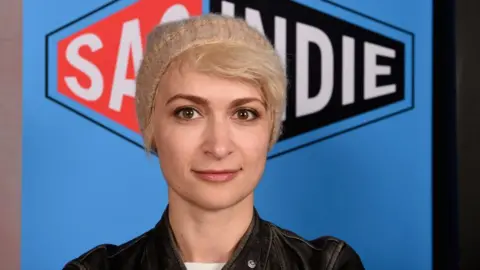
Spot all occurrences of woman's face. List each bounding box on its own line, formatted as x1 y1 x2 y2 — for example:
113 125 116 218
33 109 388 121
152 68 272 211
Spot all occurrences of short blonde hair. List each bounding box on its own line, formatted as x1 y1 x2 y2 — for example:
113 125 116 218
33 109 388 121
135 14 287 154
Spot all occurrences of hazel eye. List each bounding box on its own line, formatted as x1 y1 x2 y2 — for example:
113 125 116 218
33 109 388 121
234 109 259 121
174 107 201 120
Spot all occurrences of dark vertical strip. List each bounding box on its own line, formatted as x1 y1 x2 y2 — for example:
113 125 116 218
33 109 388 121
433 0 459 269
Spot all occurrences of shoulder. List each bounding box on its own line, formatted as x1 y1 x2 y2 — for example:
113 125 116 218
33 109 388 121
309 235 365 270
62 231 152 270
267 222 365 270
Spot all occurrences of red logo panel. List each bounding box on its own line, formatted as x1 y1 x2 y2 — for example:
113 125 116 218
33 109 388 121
56 0 202 133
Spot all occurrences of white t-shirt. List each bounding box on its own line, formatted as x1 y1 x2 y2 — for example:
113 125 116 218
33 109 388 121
184 262 226 270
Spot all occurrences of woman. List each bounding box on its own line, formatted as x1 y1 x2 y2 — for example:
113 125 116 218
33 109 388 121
63 13 365 270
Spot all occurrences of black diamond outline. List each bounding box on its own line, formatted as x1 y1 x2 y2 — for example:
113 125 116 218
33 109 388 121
44 0 416 160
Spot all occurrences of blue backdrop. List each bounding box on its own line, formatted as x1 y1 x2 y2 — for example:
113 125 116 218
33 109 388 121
22 0 432 269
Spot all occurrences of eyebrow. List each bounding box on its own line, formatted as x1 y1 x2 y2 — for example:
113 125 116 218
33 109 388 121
165 94 208 106
165 94 267 109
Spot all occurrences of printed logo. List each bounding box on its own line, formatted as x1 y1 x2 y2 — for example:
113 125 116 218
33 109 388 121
46 0 414 158
46 0 202 145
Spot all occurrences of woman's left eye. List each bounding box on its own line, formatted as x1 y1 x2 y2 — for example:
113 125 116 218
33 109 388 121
233 109 258 121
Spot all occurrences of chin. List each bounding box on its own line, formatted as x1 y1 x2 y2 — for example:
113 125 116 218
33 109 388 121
186 189 253 212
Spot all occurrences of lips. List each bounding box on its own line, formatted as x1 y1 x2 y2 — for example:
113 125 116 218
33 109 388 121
192 169 241 182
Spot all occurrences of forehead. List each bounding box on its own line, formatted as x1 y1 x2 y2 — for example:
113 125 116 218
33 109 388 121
159 69 264 102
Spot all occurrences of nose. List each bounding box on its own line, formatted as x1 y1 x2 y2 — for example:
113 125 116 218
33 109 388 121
202 117 234 160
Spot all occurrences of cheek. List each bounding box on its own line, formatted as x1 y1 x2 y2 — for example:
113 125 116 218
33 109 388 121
234 126 269 179
233 123 270 154
154 122 199 166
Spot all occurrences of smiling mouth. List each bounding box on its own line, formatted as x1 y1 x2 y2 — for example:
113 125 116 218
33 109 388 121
191 169 241 182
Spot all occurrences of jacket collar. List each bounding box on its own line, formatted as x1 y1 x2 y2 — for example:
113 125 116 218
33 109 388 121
151 205 272 270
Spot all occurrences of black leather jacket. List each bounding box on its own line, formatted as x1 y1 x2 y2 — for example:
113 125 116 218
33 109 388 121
63 208 365 270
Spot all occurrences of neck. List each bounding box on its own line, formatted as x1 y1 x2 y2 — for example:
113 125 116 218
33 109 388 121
167 189 254 263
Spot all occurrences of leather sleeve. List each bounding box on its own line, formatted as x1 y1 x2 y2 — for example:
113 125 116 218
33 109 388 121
310 236 365 270
61 245 116 270
63 261 88 270
333 242 365 270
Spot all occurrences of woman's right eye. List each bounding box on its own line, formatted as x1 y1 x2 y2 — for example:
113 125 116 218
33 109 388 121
174 107 201 120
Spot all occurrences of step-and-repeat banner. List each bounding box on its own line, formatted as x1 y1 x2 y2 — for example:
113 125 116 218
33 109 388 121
22 0 432 269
